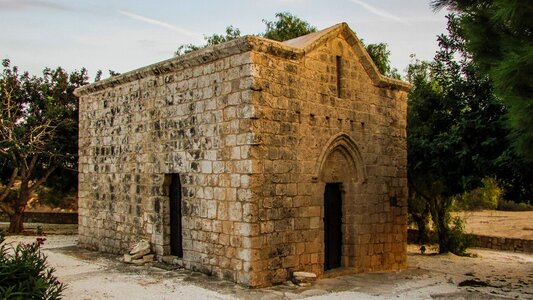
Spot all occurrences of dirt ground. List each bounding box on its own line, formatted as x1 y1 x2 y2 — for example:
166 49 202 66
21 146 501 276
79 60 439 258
455 210 533 240
3 235 533 300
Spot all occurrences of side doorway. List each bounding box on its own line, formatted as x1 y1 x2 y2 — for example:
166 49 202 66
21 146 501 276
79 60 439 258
168 173 183 257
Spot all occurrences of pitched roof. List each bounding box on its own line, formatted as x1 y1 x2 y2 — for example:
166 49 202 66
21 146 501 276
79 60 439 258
280 23 410 91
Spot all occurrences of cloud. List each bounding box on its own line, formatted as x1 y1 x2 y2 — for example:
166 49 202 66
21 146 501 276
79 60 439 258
117 10 203 41
349 0 408 25
0 0 70 11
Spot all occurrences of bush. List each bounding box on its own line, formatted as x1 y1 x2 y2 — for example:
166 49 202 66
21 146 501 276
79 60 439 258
497 199 533 211
0 231 65 299
454 178 502 211
446 217 471 256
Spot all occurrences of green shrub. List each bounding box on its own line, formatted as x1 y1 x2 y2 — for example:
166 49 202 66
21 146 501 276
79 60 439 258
446 217 471 256
454 178 502 211
497 199 533 211
0 231 65 299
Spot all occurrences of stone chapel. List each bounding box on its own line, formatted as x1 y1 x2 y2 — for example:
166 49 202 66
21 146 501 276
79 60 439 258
74 23 410 287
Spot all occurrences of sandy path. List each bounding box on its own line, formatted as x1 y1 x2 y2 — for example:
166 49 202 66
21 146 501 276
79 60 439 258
4 235 533 299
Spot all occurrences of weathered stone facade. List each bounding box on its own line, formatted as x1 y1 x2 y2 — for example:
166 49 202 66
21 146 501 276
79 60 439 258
75 23 410 287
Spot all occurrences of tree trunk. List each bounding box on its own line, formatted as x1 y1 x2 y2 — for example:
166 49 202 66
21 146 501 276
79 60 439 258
8 212 24 233
437 221 450 254
428 195 452 254
7 181 30 234
412 213 430 244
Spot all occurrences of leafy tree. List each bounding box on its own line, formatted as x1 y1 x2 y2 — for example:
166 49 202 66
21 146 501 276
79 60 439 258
365 43 401 79
407 15 515 254
175 12 316 56
0 59 88 233
432 0 533 160
175 26 242 56
262 12 317 41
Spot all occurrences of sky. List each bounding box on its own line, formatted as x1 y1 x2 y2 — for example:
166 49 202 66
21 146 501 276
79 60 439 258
0 0 450 80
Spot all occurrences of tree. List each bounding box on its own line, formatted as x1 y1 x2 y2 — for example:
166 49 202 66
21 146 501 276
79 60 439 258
431 0 533 160
407 15 516 254
175 26 242 56
0 60 88 233
175 12 316 56
262 12 316 42
365 43 401 79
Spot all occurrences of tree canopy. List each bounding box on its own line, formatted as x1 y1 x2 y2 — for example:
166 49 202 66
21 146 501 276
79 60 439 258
262 12 317 42
407 14 532 253
0 59 88 232
431 0 533 160
364 42 401 79
175 12 317 55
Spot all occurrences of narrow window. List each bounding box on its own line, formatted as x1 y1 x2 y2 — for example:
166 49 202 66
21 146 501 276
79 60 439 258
336 56 342 98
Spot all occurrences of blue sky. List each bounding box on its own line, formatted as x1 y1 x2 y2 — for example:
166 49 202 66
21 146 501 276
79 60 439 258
0 0 449 80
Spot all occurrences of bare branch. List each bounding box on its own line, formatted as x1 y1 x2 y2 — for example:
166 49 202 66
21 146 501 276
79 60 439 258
0 202 14 215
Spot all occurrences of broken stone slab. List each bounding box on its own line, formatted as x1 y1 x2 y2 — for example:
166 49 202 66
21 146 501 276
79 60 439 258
123 254 133 263
132 259 145 265
292 271 317 285
143 254 154 263
130 240 151 259
131 249 150 260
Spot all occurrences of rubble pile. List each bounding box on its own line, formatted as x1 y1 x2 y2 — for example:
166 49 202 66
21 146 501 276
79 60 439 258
123 240 154 265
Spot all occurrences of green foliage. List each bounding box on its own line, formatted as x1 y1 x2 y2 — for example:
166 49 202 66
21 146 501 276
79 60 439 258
0 59 88 232
406 15 521 254
262 12 317 42
175 26 241 56
444 217 471 256
432 0 533 160
175 12 316 55
0 232 65 299
453 178 502 211
407 17 505 201
497 199 533 212
365 43 401 79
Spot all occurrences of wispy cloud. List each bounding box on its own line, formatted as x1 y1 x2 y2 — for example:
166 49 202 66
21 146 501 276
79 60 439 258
117 10 202 41
0 0 71 11
349 0 408 24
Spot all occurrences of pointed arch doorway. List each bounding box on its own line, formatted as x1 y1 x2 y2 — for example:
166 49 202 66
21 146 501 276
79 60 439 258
317 133 366 271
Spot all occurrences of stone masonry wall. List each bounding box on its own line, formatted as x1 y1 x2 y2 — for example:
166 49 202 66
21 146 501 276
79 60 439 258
78 47 258 285
77 24 409 288
247 33 408 286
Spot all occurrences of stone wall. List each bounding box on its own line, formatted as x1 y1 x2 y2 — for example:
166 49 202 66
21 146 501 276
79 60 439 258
470 234 533 253
77 41 258 285
0 212 78 224
247 29 408 286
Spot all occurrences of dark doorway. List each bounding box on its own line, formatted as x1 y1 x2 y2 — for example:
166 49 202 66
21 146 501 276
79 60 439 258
169 174 183 257
324 183 342 270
